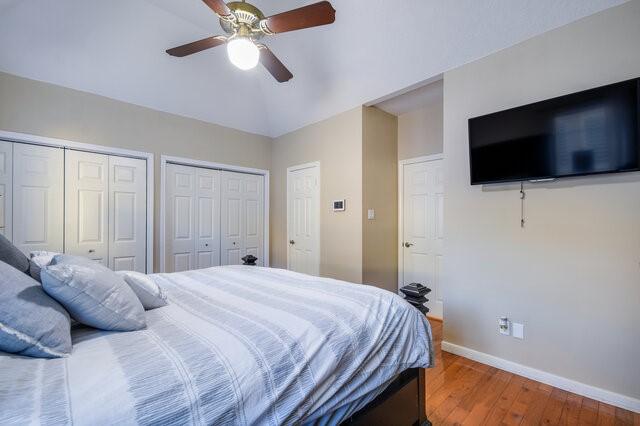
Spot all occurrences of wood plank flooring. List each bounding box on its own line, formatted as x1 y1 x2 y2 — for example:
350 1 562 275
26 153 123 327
425 319 639 425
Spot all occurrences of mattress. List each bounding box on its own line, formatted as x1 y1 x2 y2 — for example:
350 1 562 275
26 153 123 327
0 266 433 425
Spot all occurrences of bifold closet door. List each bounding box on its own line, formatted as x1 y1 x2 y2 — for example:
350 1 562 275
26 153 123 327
194 167 221 269
0 141 12 240
65 150 109 265
166 164 196 272
220 171 264 266
108 156 147 272
13 144 64 254
165 164 221 272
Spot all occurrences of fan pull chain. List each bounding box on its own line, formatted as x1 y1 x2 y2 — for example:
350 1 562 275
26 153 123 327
520 182 526 228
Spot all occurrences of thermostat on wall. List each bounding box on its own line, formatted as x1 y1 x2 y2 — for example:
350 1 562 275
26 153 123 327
333 200 345 211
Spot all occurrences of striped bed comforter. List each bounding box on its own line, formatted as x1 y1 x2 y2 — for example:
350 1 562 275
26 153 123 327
0 266 433 425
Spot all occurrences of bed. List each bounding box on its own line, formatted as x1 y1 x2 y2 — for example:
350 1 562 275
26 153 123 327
0 265 433 425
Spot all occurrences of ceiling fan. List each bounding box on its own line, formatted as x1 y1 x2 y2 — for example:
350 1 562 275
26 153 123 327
166 0 336 82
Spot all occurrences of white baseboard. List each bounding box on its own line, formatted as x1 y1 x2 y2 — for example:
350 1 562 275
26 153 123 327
441 341 640 414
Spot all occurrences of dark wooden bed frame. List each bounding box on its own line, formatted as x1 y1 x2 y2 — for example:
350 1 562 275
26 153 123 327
341 368 430 426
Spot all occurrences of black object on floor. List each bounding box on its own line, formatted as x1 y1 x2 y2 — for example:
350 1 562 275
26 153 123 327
400 283 431 298
241 255 258 266
400 283 431 314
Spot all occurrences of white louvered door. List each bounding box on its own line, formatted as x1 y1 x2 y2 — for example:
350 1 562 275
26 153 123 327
0 141 12 240
108 156 147 272
13 143 64 255
65 150 109 265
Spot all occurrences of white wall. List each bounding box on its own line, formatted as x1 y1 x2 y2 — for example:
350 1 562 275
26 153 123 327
271 108 364 283
398 82 443 160
362 106 398 292
0 71 272 271
443 0 640 403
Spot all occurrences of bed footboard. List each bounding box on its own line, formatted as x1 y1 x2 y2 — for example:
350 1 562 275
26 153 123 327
341 368 431 426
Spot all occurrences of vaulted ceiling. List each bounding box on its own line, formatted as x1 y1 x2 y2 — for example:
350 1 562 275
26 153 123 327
0 0 627 137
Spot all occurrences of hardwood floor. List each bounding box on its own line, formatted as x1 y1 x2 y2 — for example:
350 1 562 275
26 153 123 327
425 319 639 425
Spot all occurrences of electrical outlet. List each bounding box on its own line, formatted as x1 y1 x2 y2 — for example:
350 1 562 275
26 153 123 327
367 209 375 220
512 322 524 339
498 317 510 335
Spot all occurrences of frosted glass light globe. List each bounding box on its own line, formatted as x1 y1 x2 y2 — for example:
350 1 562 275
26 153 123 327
226 37 259 70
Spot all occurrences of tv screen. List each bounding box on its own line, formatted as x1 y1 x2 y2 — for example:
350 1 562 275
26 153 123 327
468 78 640 185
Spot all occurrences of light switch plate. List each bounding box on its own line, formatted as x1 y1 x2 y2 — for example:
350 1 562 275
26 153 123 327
512 322 524 339
367 209 375 220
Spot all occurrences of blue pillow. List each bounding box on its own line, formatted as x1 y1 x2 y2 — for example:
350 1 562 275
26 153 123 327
0 233 29 274
41 256 146 332
0 260 72 358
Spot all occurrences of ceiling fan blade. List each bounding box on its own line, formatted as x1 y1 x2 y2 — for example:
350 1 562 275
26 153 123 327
260 1 335 34
258 45 293 82
201 0 234 19
166 36 226 57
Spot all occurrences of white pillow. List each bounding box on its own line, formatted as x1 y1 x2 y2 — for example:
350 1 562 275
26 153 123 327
116 271 168 310
42 259 146 332
29 251 60 282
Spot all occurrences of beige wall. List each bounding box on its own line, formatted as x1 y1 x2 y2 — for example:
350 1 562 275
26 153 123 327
362 107 398 291
443 0 640 401
398 81 443 160
271 108 364 283
0 71 272 271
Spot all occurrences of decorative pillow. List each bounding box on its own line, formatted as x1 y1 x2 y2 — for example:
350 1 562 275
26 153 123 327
41 257 146 332
116 271 168 310
0 261 72 358
29 251 60 283
50 254 97 267
0 233 29 274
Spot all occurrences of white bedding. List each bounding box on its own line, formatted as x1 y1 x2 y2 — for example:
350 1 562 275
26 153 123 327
0 266 433 425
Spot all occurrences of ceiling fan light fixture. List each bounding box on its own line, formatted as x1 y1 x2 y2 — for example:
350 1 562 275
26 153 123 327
226 37 260 70
166 0 337 82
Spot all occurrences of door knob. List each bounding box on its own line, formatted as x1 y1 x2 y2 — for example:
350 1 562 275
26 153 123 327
403 242 414 248
289 240 295 245
205 243 209 247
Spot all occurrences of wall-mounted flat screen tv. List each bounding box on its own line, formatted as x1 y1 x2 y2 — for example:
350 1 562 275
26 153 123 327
468 78 640 185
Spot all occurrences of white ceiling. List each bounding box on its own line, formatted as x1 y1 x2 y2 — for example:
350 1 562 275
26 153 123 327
0 0 628 137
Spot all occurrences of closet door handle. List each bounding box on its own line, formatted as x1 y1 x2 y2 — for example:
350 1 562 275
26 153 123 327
88 249 95 253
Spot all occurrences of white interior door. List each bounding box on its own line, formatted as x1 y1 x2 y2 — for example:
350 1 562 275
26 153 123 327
0 141 12 240
401 158 444 318
287 164 320 275
166 164 196 272
195 167 220 269
220 171 264 266
108 156 147 272
13 144 64 255
65 150 109 265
